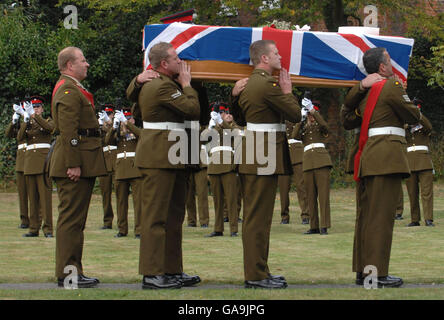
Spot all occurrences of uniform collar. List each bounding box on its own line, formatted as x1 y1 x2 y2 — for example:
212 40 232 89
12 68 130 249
61 74 87 90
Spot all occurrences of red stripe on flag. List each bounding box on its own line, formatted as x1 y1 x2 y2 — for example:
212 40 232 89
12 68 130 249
338 33 371 52
262 27 293 71
170 25 210 51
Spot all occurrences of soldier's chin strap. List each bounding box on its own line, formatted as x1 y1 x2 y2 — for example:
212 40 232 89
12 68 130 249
353 79 387 182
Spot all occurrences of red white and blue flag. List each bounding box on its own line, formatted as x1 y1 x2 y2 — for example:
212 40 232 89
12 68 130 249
142 22 414 82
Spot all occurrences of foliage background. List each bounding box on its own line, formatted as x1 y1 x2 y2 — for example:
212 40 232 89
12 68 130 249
0 0 442 188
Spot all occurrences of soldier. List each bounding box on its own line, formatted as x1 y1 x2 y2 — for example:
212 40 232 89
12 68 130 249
105 107 142 238
18 96 54 238
404 104 435 227
395 185 404 220
344 47 421 288
278 120 309 225
6 101 29 229
51 46 107 288
98 104 117 230
235 40 301 289
292 101 332 235
205 102 241 238
135 42 201 289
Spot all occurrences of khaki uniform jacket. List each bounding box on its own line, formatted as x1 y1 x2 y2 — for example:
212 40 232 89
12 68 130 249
286 121 303 165
105 122 141 180
50 75 106 178
6 122 27 172
340 105 362 174
237 68 301 175
405 115 433 172
18 115 54 175
292 111 332 172
135 74 200 169
344 79 421 178
101 123 117 172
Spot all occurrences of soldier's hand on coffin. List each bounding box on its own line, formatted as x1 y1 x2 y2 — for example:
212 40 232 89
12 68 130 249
232 77 248 97
360 73 385 90
13 103 25 115
279 68 292 95
177 61 192 88
136 69 160 85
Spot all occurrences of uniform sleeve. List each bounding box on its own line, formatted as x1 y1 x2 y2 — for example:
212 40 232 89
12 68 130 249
33 114 55 133
420 114 432 134
157 82 200 120
340 105 361 130
290 122 302 140
230 95 246 127
264 78 301 123
344 84 368 111
385 80 420 125
104 126 117 145
17 121 27 142
126 76 142 103
312 111 329 134
126 121 141 137
5 122 18 138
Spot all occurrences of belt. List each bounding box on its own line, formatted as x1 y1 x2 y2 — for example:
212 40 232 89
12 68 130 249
103 145 117 152
288 139 302 144
143 121 185 130
26 143 51 150
18 143 27 150
407 145 428 152
78 128 101 137
210 146 234 154
304 143 325 152
116 152 136 159
368 126 405 137
246 122 286 132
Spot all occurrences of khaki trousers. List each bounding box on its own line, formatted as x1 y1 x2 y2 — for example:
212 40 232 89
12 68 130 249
352 181 364 273
115 177 142 235
358 174 401 277
26 174 53 234
405 169 434 222
303 167 331 229
396 183 404 215
209 172 239 233
186 168 210 226
98 173 114 228
240 174 277 281
16 171 29 225
139 168 187 276
54 177 95 278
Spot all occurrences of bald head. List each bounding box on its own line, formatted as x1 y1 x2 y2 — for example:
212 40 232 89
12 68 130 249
57 46 89 81
58 47 82 72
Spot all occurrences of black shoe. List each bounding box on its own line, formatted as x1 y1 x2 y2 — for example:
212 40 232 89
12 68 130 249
18 224 29 229
304 228 320 235
425 220 435 227
395 214 404 220
223 217 229 222
280 219 289 224
114 232 127 238
200 224 209 228
230 232 238 237
301 218 309 225
135 234 141 239
44 233 54 238
320 228 328 235
142 275 182 289
355 272 364 285
166 273 201 287
245 278 287 289
187 223 197 227
101 225 112 230
23 232 38 237
376 275 403 288
57 274 99 288
268 274 287 283
205 231 223 238
407 222 420 227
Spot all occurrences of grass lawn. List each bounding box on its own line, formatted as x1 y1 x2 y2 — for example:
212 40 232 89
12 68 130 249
0 181 443 300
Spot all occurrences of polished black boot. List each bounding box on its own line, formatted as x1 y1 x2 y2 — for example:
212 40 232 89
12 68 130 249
245 278 287 289
166 273 201 287
142 275 183 289
304 228 320 235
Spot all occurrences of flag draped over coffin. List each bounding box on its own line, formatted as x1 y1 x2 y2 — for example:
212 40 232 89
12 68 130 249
142 22 414 82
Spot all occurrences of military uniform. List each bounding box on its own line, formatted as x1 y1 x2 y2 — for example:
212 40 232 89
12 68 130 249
105 119 142 236
404 115 434 224
292 111 332 233
344 78 420 277
50 74 107 279
5 121 29 227
18 113 54 236
136 73 200 277
278 120 309 224
236 68 301 282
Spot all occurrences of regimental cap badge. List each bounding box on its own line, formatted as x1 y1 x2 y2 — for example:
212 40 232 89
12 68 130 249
70 138 78 146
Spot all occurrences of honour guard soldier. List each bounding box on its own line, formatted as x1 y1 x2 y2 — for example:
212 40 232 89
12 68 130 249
18 96 54 238
344 47 420 288
105 106 142 238
235 40 301 289
51 47 107 288
98 104 117 230
6 101 29 229
292 100 332 235
404 102 435 227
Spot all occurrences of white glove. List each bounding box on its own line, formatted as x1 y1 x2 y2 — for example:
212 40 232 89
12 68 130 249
13 104 25 116
24 101 34 116
98 118 104 126
208 119 216 129
301 98 313 111
301 107 308 120
23 112 30 123
115 110 127 124
113 117 120 129
98 111 110 123
12 113 20 124
210 111 218 119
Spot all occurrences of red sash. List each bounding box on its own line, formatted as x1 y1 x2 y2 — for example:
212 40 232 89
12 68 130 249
353 79 387 182
51 79 65 116
76 85 95 109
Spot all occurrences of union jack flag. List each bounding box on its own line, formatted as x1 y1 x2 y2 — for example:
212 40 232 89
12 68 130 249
142 22 414 82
